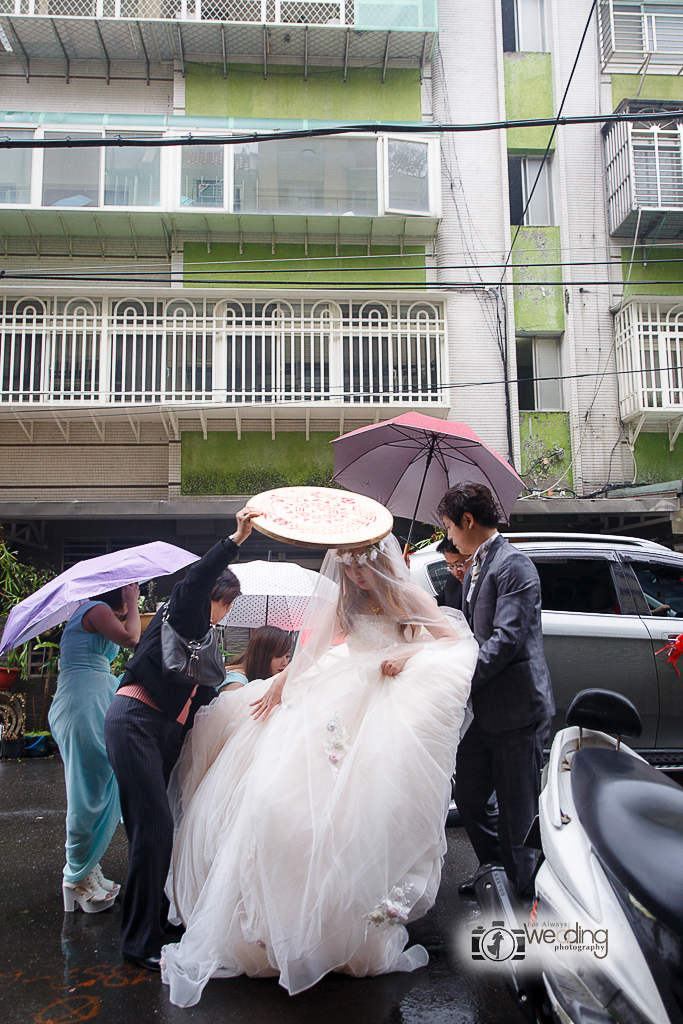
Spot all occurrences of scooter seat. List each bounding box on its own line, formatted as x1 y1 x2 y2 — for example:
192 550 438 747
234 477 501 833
571 747 683 938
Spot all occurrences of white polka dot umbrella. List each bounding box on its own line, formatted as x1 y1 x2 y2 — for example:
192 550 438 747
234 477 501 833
221 560 320 631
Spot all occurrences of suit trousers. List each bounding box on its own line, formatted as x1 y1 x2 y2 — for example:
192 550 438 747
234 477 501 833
104 695 184 959
454 714 551 894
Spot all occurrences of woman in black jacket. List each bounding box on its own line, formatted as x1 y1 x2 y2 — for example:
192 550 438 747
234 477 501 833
104 507 260 971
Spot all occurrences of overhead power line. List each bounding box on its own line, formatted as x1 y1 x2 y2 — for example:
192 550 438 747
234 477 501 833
5 364 681 402
1 272 680 287
1 109 682 149
0 256 679 280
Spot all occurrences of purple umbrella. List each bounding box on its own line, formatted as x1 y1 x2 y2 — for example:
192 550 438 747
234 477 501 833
332 412 524 547
0 542 199 655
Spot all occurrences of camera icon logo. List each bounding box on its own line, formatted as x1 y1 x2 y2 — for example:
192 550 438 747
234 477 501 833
471 921 525 962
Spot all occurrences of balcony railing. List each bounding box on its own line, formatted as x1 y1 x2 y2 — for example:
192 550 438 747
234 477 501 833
0 0 437 28
2 0 348 22
604 118 683 237
615 300 683 430
599 0 683 72
0 295 446 406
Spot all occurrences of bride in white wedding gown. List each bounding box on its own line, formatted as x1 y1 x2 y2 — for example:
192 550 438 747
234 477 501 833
161 534 478 1006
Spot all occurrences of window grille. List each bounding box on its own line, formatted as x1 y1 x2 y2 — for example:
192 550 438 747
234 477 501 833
0 295 445 406
615 300 683 419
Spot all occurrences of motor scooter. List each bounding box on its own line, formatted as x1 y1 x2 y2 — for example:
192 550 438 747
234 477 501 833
473 688 683 1024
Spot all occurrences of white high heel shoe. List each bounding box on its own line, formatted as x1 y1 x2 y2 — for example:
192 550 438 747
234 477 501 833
92 863 120 896
63 870 116 914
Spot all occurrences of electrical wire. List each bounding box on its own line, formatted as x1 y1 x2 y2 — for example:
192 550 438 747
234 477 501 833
1 108 683 149
2 365 681 401
0 273 679 286
502 0 598 282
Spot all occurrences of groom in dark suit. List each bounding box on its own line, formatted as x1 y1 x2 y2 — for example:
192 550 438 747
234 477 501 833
438 482 555 896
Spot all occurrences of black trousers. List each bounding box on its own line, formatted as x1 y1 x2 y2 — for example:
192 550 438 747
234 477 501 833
454 715 551 894
104 695 184 959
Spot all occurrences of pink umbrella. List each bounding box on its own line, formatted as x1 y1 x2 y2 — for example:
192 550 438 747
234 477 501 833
332 412 524 547
0 542 199 654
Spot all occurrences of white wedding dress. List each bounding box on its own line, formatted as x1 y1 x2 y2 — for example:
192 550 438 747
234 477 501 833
161 612 477 1006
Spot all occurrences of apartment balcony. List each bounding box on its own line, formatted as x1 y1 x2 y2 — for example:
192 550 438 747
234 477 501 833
0 293 448 427
0 119 440 254
615 298 683 445
0 0 436 78
599 0 683 73
604 117 683 239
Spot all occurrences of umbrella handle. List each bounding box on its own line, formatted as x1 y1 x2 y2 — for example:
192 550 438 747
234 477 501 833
405 436 437 551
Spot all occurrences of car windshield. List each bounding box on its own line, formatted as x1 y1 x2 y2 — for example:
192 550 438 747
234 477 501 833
630 561 683 616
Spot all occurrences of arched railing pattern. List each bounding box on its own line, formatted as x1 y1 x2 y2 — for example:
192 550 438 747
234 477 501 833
0 295 445 406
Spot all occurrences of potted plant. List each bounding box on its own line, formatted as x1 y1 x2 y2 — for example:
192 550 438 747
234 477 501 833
0 691 25 758
138 580 158 632
0 540 57 696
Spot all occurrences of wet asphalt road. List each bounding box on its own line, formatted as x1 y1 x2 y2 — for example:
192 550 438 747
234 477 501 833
0 757 525 1024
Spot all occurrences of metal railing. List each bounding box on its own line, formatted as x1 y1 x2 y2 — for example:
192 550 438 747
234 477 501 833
615 300 683 419
599 1 683 69
1 0 348 22
0 295 445 406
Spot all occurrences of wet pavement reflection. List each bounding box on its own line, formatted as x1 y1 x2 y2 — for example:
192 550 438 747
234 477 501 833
0 757 525 1024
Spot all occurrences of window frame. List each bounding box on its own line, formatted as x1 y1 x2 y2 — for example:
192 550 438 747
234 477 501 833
618 553 683 618
383 134 435 217
529 553 632 616
516 335 563 411
0 123 439 219
171 134 231 213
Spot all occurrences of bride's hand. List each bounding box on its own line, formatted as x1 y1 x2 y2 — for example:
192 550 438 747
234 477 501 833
250 675 286 720
380 654 410 676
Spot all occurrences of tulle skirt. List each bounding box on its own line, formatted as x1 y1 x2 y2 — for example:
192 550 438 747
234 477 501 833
161 635 477 1005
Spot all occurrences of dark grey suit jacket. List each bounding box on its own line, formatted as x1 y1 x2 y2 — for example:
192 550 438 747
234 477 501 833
463 534 555 734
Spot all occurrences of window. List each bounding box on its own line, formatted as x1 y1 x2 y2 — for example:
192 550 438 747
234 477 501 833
508 156 553 225
627 560 683 616
632 125 683 208
0 130 33 204
181 145 224 208
533 559 620 614
42 133 101 208
233 137 378 217
386 139 429 213
104 134 161 207
426 559 451 595
516 337 563 410
502 0 546 51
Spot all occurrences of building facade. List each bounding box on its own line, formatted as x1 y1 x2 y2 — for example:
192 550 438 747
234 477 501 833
1 0 682 569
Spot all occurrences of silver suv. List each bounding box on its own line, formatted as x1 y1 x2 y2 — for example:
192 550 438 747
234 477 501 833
411 533 683 767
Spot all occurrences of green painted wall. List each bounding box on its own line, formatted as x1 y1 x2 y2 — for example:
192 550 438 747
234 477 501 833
621 247 683 297
512 226 564 333
185 63 422 121
612 74 683 110
504 52 555 155
184 242 426 287
182 432 336 495
519 412 572 489
634 432 683 485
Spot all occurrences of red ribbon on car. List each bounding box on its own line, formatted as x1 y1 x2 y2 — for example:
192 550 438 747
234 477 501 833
655 632 683 676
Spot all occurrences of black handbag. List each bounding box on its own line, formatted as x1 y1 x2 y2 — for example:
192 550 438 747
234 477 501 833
160 604 226 686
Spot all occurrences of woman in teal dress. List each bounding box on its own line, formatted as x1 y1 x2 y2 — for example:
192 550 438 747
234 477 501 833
49 585 140 913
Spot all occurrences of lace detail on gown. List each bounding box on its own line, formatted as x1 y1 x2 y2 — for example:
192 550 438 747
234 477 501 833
345 614 404 653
